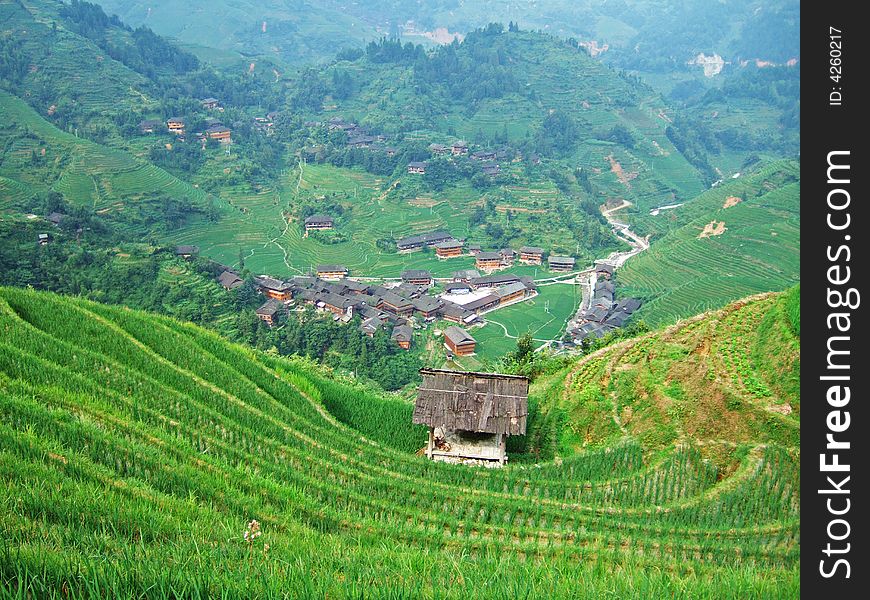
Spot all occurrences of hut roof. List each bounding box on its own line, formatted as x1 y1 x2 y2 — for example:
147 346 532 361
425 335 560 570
413 369 529 435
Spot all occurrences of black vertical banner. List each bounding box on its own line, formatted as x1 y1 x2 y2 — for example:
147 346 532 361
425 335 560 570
803 2 868 597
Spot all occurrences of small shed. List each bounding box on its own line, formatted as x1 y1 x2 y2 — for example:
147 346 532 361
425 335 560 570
413 368 529 466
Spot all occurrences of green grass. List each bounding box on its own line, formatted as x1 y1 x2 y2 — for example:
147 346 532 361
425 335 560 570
472 283 582 363
0 91 208 212
548 292 800 452
0 287 799 597
615 162 800 326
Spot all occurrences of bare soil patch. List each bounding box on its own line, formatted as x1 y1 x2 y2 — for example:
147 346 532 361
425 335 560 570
723 196 742 209
698 221 727 238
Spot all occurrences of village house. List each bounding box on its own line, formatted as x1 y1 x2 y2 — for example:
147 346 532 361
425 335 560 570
444 282 473 295
407 161 428 175
548 255 576 273
360 316 385 337
139 120 163 134
254 276 293 301
482 163 501 177
519 246 545 265
256 299 283 327
438 302 478 326
378 291 415 317
304 214 334 232
316 265 348 281
384 147 397 157
316 292 353 317
174 245 199 259
463 293 500 315
596 262 615 280
429 143 450 155
413 368 528 466
347 135 375 148
218 270 244 290
495 281 530 306
342 280 370 295
37 233 50 246
395 231 455 253
201 98 222 110
412 296 443 320
499 248 516 266
452 269 481 283
451 141 469 156
391 325 414 350
475 252 504 272
470 273 522 289
46 212 65 227
401 270 433 287
206 125 232 144
167 118 185 135
435 240 464 259
395 282 427 299
471 150 497 161
467 244 482 255
442 327 477 356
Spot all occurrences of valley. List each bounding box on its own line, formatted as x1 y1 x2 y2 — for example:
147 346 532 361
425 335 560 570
0 1 801 597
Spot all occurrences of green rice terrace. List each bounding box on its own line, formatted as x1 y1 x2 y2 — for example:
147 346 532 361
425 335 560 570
615 160 800 326
0 286 799 598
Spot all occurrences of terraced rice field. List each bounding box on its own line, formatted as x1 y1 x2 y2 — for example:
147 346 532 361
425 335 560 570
0 92 207 211
616 171 799 326
0 287 799 597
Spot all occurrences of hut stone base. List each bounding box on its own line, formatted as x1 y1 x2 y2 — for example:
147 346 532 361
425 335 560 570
426 427 507 467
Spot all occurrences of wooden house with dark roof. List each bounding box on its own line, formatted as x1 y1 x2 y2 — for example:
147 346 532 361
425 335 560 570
407 161 428 174
412 296 443 320
174 245 199 259
304 214 334 232
391 325 414 350
438 302 478 326
401 270 433 286
218 270 244 290
395 230 455 252
206 125 232 144
595 262 615 279
463 294 500 315
413 368 529 466
316 265 348 281
442 327 477 356
451 141 469 156
519 246 545 265
253 276 293 301
475 251 503 271
379 291 414 317
256 299 283 326
435 240 464 259
167 118 185 134
548 255 576 273
139 119 163 134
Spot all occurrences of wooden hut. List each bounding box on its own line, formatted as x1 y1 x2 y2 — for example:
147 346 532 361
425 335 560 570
413 369 529 466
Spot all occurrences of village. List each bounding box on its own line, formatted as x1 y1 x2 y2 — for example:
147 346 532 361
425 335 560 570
183 213 643 361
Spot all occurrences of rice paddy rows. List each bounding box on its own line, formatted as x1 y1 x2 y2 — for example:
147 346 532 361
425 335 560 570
0 287 800 595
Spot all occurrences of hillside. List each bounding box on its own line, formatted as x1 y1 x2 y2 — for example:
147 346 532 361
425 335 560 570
612 160 800 326
0 90 206 205
92 0 378 65
532 289 800 455
0 287 798 597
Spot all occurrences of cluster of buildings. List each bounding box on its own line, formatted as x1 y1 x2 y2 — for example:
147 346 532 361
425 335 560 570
138 98 284 145
393 231 576 274
569 263 643 342
407 140 507 177
244 265 537 356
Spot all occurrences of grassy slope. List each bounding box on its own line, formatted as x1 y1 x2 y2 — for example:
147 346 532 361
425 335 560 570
543 290 800 455
0 90 209 212
614 160 800 326
0 287 797 597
